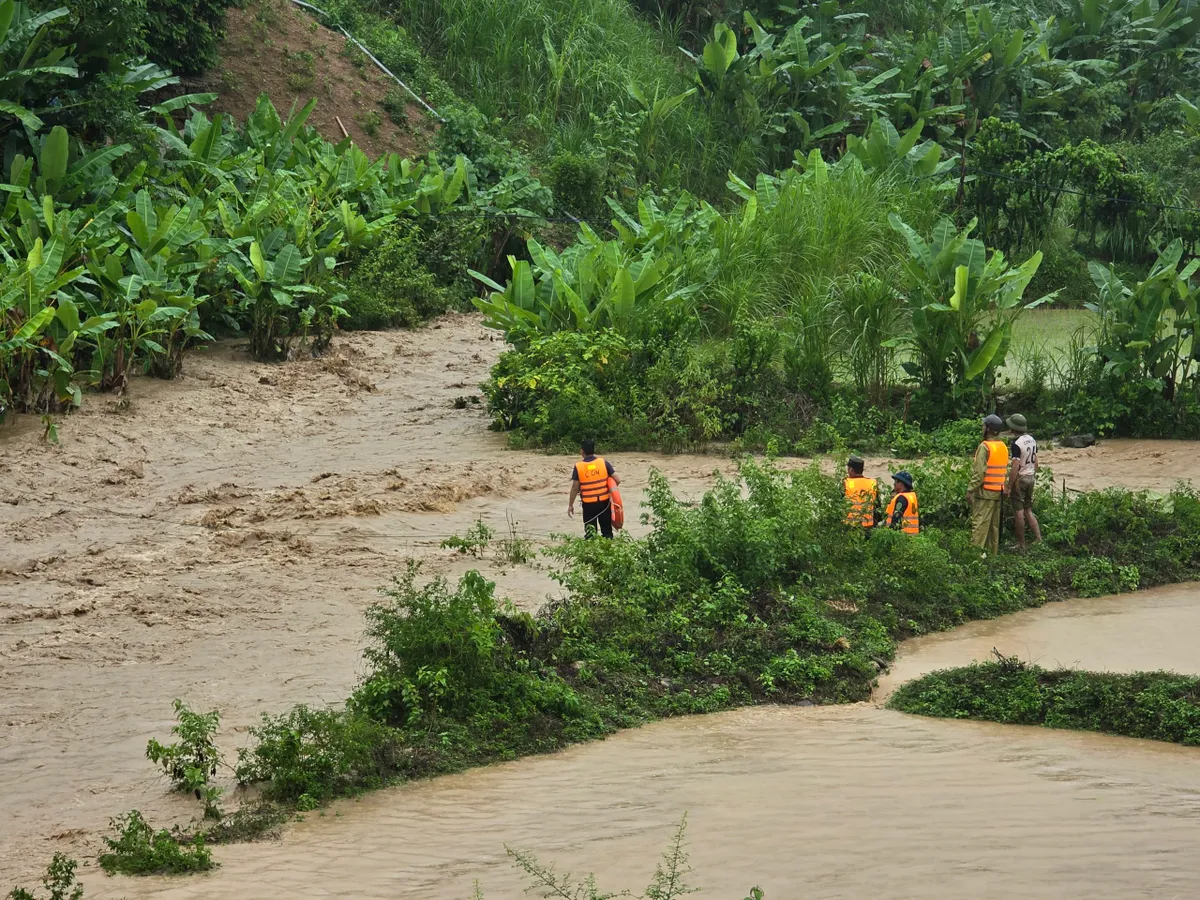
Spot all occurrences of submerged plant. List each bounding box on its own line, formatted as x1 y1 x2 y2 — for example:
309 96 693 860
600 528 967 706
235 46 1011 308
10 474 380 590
98 811 215 876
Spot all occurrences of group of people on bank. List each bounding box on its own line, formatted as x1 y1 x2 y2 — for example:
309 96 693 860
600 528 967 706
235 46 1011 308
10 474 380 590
568 414 1041 553
844 413 1042 553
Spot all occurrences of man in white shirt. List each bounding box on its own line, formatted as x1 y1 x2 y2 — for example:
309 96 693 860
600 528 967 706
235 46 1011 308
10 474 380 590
1006 414 1042 550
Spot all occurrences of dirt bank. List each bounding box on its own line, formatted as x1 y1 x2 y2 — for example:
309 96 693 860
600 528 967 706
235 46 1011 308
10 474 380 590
2 313 1198 884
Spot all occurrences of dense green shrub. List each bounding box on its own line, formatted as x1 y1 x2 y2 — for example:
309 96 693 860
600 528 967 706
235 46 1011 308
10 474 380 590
545 150 606 218
1024 230 1091 307
890 659 1200 746
235 706 407 807
98 811 214 875
350 566 604 749
343 228 449 330
144 0 233 75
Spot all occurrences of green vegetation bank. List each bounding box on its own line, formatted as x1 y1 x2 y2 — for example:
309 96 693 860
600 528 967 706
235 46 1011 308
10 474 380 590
890 657 1200 746
87 460 1200 872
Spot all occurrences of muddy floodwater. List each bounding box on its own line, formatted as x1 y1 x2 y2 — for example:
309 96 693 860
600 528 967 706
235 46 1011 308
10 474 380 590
3 315 1200 894
91 583 1200 900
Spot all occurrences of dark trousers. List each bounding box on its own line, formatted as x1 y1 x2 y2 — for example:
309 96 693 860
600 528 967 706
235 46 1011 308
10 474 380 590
581 501 613 538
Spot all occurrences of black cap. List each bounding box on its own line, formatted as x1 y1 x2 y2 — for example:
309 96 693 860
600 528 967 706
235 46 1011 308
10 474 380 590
891 471 914 489
848 455 865 468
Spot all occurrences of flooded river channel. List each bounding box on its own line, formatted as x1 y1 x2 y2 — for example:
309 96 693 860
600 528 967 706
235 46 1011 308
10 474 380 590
99 583 1200 900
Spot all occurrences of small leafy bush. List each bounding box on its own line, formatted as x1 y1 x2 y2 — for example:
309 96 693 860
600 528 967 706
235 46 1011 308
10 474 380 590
484 330 638 444
545 150 606 219
495 513 535 565
357 109 383 137
349 565 596 747
235 706 406 807
382 89 410 126
928 419 983 457
98 811 214 876
441 517 494 557
145 699 223 817
1070 556 1140 597
8 853 83 900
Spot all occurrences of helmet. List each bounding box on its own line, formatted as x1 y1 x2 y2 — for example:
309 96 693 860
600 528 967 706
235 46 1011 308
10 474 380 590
1006 413 1028 433
983 414 1003 431
891 471 914 490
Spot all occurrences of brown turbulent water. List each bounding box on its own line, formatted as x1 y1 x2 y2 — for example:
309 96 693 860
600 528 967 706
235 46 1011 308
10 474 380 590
93 583 1200 900
3 315 1199 895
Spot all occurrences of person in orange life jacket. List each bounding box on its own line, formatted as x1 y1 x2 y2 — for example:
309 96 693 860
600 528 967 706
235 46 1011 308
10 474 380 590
843 456 878 529
567 439 621 538
886 471 919 534
967 414 1010 556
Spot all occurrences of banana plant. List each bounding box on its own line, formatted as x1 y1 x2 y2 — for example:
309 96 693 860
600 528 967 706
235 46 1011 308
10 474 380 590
471 235 682 344
888 215 1052 400
844 118 957 181
686 22 758 121
0 0 78 132
0 234 86 409
228 239 326 360
89 273 205 390
1087 240 1200 390
625 82 695 181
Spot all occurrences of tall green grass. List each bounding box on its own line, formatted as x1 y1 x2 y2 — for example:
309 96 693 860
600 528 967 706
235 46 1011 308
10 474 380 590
681 167 944 340
373 0 756 195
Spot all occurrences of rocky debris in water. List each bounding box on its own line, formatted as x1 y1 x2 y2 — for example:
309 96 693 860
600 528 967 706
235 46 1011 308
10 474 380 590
1060 434 1097 449
798 699 815 707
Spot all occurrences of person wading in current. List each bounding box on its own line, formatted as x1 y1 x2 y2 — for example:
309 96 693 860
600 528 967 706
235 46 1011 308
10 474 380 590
886 471 919 534
1006 413 1043 550
968 414 1009 555
567 439 620 538
844 456 878 530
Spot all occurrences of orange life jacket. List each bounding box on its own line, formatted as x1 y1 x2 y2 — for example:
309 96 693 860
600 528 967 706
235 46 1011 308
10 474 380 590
982 440 1010 493
886 491 920 535
608 477 624 530
844 476 877 528
575 457 611 503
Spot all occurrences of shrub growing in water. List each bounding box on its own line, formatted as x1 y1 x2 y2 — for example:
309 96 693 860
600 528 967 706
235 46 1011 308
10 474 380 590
349 565 601 750
8 853 83 900
98 811 214 875
889 658 1200 746
145 699 223 817
234 705 407 807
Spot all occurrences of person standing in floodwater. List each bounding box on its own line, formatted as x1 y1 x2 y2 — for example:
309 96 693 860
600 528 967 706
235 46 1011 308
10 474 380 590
567 439 620 538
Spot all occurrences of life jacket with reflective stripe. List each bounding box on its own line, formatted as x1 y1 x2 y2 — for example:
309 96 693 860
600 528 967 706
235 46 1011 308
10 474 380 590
982 440 1010 493
844 477 877 528
886 491 919 535
575 457 610 503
